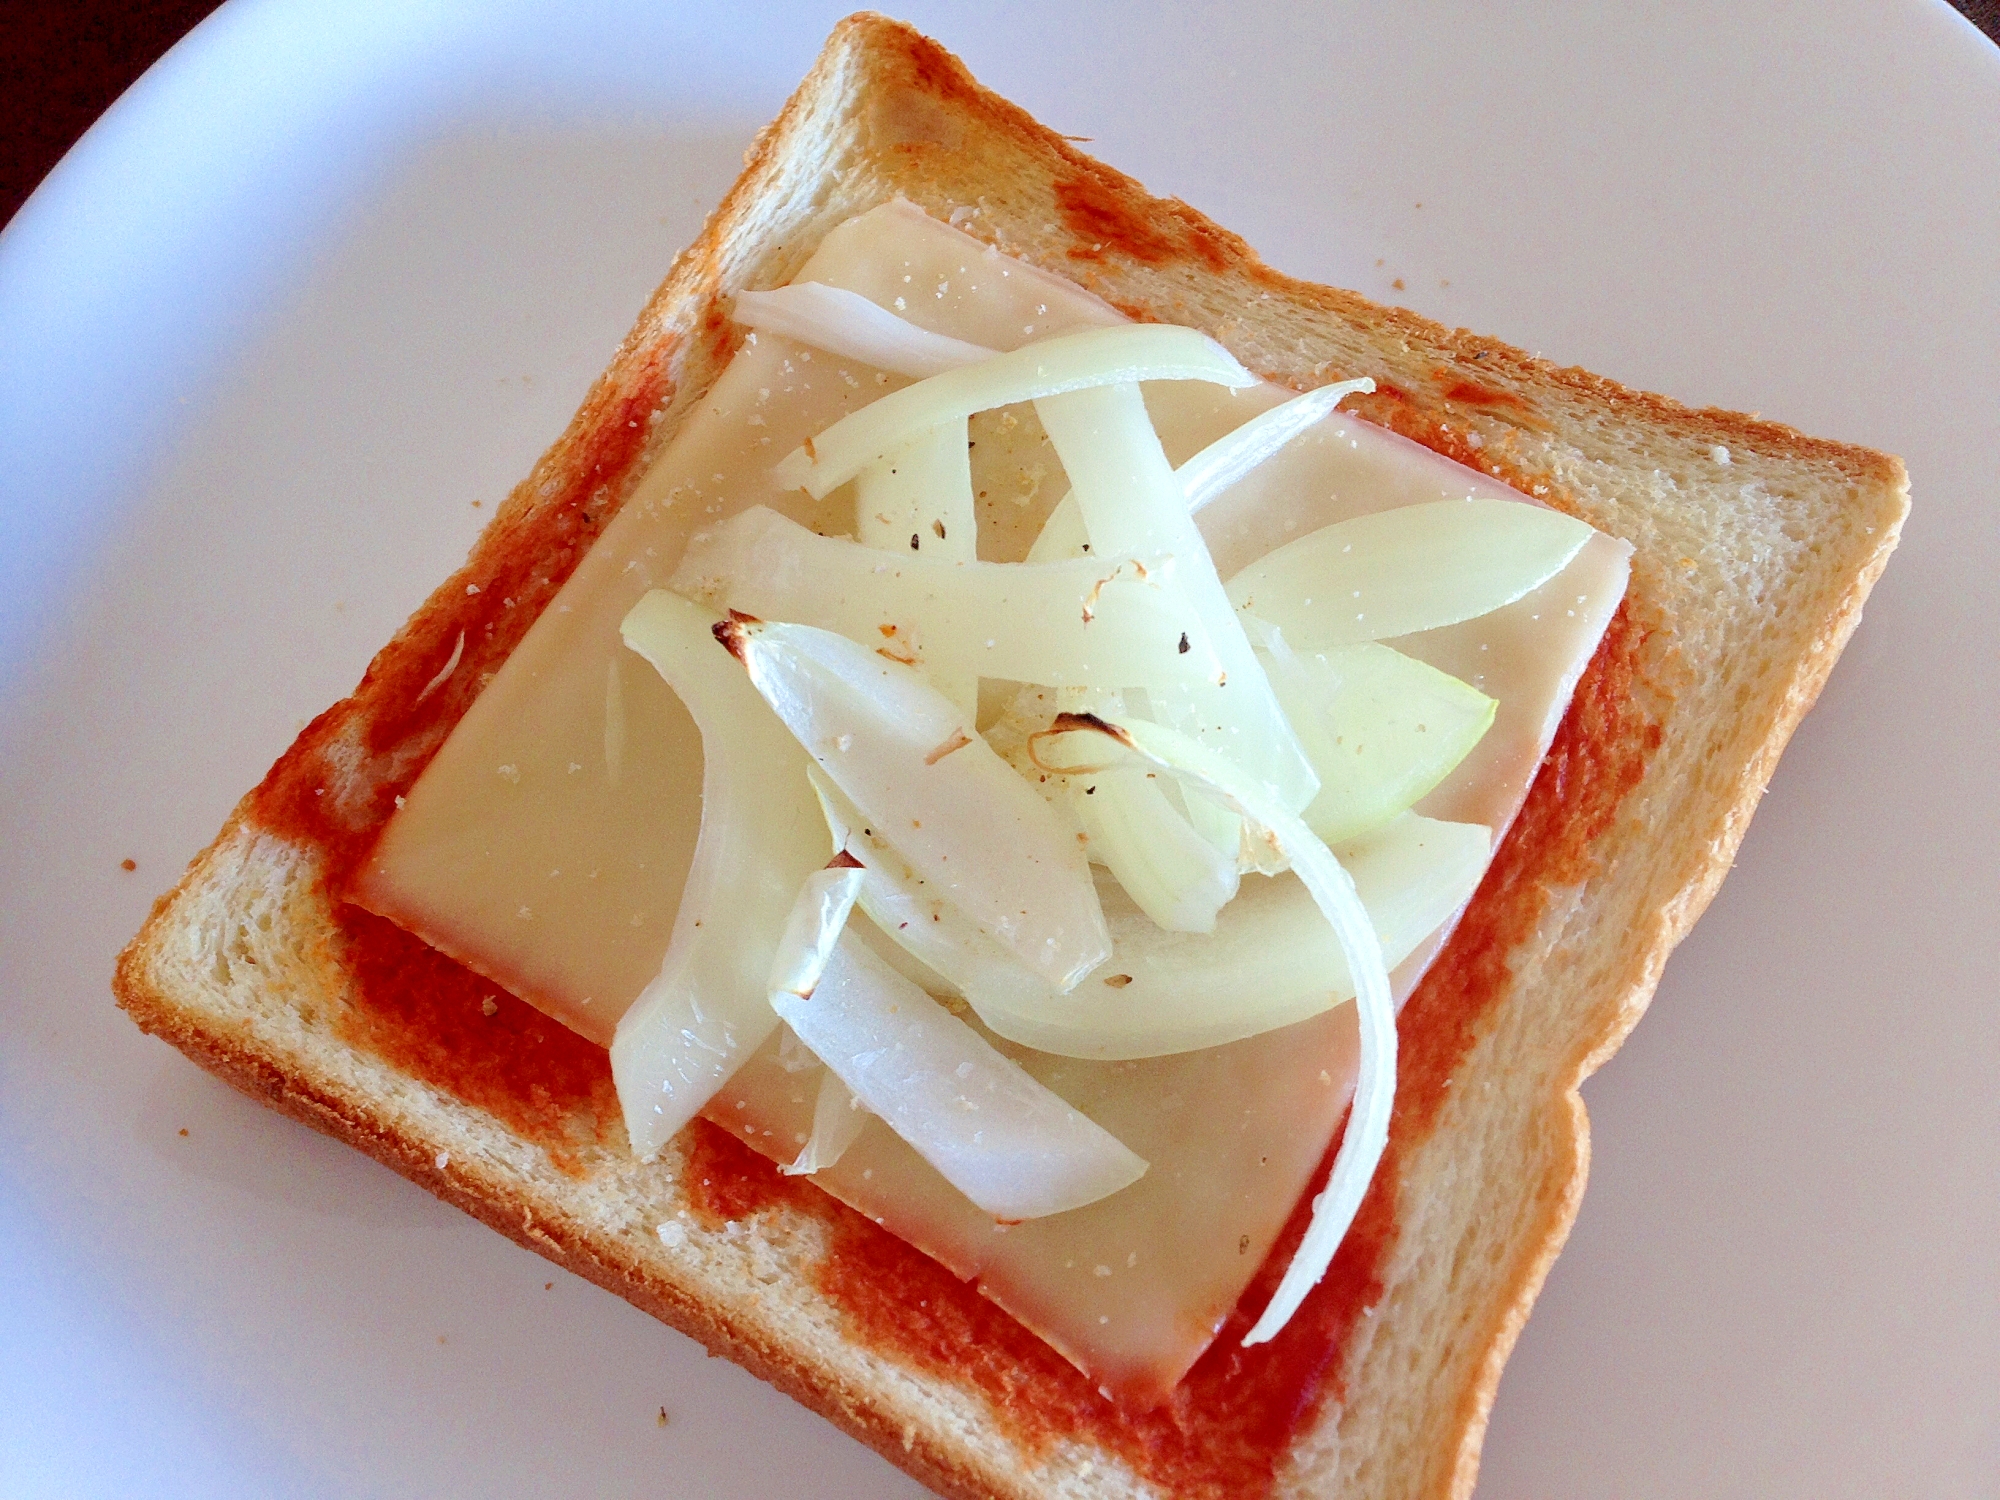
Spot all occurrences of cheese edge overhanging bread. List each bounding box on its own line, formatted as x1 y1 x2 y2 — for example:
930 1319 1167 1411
113 14 1908 1500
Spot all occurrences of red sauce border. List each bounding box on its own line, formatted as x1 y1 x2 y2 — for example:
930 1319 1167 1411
239 284 1663 1493
329 905 618 1174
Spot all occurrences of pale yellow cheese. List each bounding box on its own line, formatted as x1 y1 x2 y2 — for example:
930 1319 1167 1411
357 202 1628 1396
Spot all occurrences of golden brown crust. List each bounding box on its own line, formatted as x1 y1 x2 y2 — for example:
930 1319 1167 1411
115 13 1908 1500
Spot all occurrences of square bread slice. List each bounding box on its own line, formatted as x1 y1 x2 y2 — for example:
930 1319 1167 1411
114 14 1906 1499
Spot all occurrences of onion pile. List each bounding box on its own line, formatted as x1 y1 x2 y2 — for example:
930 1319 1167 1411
611 283 1598 1345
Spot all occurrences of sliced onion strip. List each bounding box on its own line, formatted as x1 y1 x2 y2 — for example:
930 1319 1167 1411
1256 628 1497 847
781 1068 869 1176
765 860 872 1178
731 282 995 377
1073 765 1239 933
1176 378 1377 511
1026 377 1376 564
772 932 1148 1220
1033 381 1319 816
672 506 1219 693
972 816 1488 1059
611 592 828 1160
806 765 1055 1014
774 324 1255 498
855 420 977 554
853 418 979 715
1226 498 1595 648
719 617 1109 989
766 860 867 1001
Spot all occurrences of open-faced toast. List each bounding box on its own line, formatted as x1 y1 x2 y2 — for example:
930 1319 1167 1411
115 14 1907 1498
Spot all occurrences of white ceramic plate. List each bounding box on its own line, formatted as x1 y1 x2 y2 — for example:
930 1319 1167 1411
3 3 1995 1495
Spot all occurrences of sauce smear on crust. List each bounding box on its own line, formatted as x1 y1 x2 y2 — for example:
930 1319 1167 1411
1395 606 1660 1144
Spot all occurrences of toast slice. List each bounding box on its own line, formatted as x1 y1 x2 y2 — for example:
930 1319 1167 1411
114 14 1907 1499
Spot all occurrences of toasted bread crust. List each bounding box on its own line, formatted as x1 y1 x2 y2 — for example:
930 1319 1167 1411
116 14 1907 1499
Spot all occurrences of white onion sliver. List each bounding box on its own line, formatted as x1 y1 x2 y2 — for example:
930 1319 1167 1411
774 324 1255 498
1029 711 1395 1345
1073 766 1239 933
772 933 1148 1220
854 869 1048 1013
1176 378 1376 511
1257 629 1497 847
807 765 1054 1016
1034 381 1318 815
1025 377 1376 565
848 416 978 713
673 505 1219 692
765 854 872 1181
855 419 977 556
781 1068 869 1176
766 862 867 1001
972 817 1489 1059
731 282 996 378
721 618 1109 989
611 591 828 1160
1226 498 1595 648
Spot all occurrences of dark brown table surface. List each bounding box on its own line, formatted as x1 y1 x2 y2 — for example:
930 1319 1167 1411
6 0 1998 234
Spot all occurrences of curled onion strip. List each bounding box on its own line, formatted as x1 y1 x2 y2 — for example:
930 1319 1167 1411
1029 711 1394 1345
612 592 827 1160
773 324 1255 498
970 817 1488 1060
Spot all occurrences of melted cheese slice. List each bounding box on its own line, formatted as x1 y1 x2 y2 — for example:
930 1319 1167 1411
356 202 1629 1398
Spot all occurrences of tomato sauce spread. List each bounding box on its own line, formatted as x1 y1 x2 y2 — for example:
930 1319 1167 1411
332 906 618 1173
238 293 1660 1492
685 1112 1396 1497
